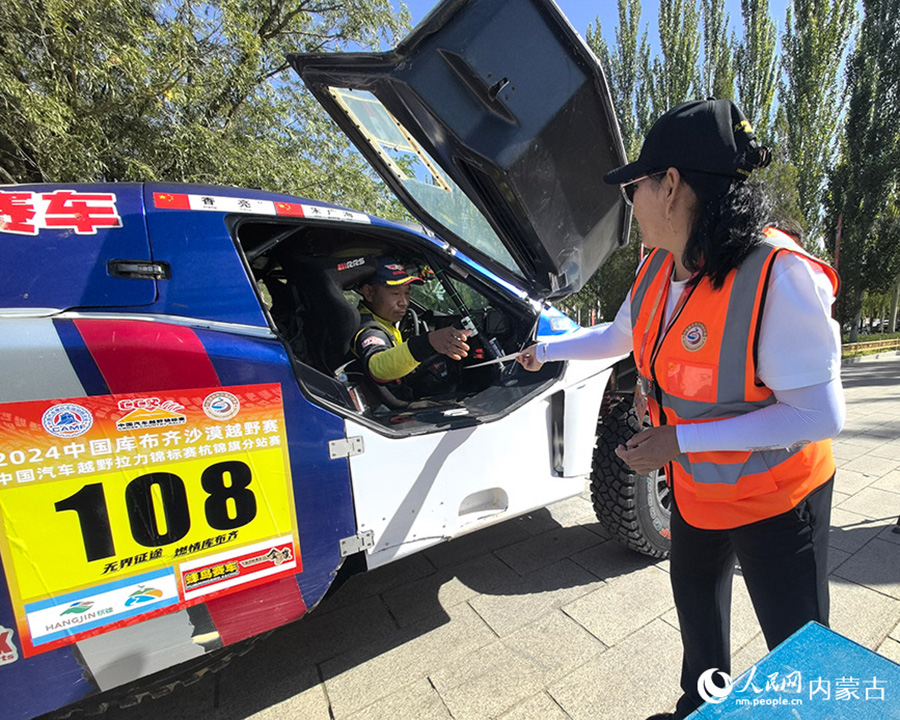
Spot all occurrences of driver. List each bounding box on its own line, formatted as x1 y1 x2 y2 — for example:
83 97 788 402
352 257 471 395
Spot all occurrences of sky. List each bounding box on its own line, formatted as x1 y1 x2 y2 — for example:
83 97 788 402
401 0 792 51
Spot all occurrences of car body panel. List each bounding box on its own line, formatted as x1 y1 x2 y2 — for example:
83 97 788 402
0 184 156 311
0 306 357 719
290 0 630 300
347 361 610 570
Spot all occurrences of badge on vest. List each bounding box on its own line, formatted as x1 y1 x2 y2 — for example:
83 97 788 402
681 322 708 351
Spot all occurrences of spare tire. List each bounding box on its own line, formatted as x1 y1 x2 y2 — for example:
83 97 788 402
590 397 671 558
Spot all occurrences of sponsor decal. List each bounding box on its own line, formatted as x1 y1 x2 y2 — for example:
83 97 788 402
361 336 387 349
240 545 293 568
152 192 371 224
0 626 19 665
116 397 187 431
202 391 241 421
336 257 366 271
0 190 122 235
681 322 708 351
61 600 94 615
123 586 165 606
25 568 178 648
41 403 93 438
180 535 298 601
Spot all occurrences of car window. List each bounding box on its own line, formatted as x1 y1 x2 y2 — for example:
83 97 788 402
328 87 518 273
410 272 487 316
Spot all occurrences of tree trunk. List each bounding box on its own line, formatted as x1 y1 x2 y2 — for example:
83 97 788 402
849 307 861 343
890 275 900 334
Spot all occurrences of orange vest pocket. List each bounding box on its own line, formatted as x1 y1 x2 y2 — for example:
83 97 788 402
665 360 717 402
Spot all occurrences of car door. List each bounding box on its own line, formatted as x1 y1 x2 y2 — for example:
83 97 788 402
289 0 630 301
344 362 610 568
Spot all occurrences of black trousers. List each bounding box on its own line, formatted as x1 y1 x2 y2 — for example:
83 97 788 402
670 477 833 718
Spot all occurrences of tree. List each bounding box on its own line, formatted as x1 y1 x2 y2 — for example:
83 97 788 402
574 0 710 322
780 0 857 237
755 106 806 237
734 0 778 141
0 0 409 216
700 0 736 101
579 0 654 322
651 0 703 114
587 0 653 160
825 0 900 339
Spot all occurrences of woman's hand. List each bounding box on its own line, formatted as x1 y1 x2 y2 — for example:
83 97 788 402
615 425 680 475
516 344 544 372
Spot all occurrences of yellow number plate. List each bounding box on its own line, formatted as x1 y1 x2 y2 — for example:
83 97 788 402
0 384 299 655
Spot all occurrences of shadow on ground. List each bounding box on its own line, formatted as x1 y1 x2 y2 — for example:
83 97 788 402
48 508 663 720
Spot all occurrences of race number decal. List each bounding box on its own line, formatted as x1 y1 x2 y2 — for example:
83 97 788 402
0 384 299 656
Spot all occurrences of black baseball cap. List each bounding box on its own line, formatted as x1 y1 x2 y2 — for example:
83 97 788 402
369 256 424 286
604 98 771 185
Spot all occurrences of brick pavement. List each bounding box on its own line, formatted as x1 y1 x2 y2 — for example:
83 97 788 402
67 354 900 720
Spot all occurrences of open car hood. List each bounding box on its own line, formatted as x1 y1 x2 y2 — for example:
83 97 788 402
289 0 630 301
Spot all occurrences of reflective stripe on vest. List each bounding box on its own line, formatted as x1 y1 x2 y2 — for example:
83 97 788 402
629 231 836 529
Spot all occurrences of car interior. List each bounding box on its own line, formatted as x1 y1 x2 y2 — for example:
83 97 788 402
235 217 563 435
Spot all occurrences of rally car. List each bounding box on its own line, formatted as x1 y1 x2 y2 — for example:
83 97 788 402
0 1 670 717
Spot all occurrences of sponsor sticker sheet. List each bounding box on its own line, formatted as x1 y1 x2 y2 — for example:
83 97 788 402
0 383 300 656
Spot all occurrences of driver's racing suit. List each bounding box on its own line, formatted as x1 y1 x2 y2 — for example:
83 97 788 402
351 303 433 391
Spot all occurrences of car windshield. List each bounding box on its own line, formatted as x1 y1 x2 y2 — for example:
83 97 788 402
410 270 488 315
328 87 517 272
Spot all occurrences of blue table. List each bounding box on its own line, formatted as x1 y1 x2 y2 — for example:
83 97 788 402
687 622 900 718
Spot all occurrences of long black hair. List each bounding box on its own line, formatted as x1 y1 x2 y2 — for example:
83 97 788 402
678 171 773 290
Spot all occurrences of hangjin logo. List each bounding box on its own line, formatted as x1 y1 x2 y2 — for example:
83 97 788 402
698 668 734 704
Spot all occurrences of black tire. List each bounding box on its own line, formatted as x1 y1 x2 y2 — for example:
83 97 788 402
590 397 671 558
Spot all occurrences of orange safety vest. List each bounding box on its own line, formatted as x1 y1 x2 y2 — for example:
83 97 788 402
630 228 839 530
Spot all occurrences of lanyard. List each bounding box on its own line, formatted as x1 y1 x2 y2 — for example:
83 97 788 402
636 259 696 374
633 260 695 422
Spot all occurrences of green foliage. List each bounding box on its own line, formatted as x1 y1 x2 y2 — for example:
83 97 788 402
581 0 655 322
700 0 736 100
651 0 702 113
761 107 806 237
0 0 410 216
780 0 857 236
586 0 653 159
824 0 900 332
735 0 778 140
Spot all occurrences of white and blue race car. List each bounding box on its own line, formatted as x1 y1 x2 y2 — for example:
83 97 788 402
0 1 669 717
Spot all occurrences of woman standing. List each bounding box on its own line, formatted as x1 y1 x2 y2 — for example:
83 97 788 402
517 99 844 719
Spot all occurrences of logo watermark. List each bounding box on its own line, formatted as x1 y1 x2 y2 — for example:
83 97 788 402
698 666 889 708
697 668 734 704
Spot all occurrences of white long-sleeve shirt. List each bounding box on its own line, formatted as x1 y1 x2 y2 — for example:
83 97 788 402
536 253 845 452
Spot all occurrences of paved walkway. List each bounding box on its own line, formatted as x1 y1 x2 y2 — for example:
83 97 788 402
66 356 900 720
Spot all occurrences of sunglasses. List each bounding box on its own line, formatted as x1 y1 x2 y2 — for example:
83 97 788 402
620 171 665 205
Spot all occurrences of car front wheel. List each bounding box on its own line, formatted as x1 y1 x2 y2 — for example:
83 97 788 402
590 397 671 558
